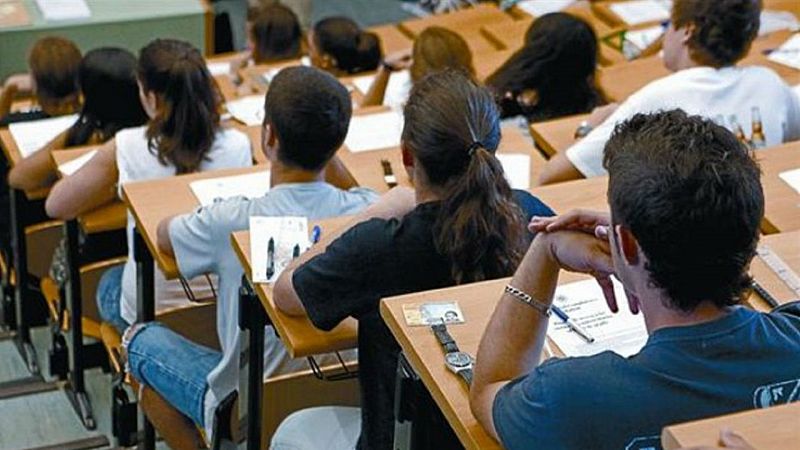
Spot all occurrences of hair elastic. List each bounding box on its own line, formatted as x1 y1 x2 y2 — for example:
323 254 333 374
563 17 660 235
467 141 483 156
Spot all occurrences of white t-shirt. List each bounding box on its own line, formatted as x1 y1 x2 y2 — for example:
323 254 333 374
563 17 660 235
169 182 378 440
116 125 252 324
566 65 800 177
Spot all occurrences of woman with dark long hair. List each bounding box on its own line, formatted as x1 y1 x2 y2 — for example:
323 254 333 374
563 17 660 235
271 69 554 450
487 12 605 122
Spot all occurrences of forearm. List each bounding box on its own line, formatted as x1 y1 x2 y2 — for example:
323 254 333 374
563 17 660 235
538 152 584 186
324 154 359 190
359 66 390 108
470 235 560 437
156 215 179 257
45 145 118 219
7 130 69 191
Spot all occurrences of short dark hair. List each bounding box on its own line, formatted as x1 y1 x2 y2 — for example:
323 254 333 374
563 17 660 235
672 0 761 67
313 17 381 74
603 110 763 312
248 3 302 63
263 66 352 171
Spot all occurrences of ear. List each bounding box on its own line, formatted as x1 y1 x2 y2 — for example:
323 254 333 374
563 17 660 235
262 123 278 161
680 23 693 45
401 145 414 168
615 225 640 266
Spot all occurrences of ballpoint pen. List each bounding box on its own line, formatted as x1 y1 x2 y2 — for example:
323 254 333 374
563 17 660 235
311 225 322 244
551 304 595 343
266 237 275 280
381 159 398 188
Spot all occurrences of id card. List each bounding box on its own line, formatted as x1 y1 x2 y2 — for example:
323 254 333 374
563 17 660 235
402 301 465 327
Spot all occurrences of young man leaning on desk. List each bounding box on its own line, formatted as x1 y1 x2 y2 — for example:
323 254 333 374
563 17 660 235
539 0 800 185
122 66 378 449
470 110 800 450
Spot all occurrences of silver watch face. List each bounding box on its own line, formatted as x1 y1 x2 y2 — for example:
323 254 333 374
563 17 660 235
446 352 472 368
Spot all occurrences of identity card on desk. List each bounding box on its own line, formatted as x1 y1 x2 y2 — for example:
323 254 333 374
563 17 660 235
344 111 404 153
249 216 309 283
547 278 648 358
189 170 270 206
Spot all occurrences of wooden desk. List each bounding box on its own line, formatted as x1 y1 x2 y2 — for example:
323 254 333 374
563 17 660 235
531 175 609 214
230 217 358 359
474 48 515 82
399 3 511 55
662 402 800 450
338 121 548 194
740 30 800 87
121 165 269 279
529 113 589 157
368 24 414 56
765 0 800 20
238 58 306 96
591 1 670 28
758 141 800 234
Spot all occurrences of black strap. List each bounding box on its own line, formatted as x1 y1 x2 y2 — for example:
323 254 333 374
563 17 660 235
432 323 459 354
459 368 473 386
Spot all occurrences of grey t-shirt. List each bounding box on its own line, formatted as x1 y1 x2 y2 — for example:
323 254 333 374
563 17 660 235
169 181 378 438
493 303 800 450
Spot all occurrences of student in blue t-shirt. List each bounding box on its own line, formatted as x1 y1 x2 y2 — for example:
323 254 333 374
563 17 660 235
470 110 800 450
122 66 378 449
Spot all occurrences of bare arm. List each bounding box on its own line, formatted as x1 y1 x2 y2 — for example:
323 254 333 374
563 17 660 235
45 140 118 220
538 152 584 185
273 186 416 315
8 129 70 191
156 214 181 257
324 154 359 190
359 66 391 108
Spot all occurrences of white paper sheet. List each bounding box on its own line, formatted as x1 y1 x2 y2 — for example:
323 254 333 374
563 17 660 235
625 25 664 53
58 149 97 177
516 0 574 17
225 95 264 126
35 0 90 21
189 171 270 206
779 167 800 195
207 62 231 77
610 0 671 26
8 114 78 158
547 278 648 358
249 216 309 283
344 110 404 153
353 70 412 109
496 153 531 190
759 10 799 36
767 34 800 71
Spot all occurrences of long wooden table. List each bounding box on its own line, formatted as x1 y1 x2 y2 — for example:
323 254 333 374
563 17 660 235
662 402 800 449
758 141 800 234
398 3 513 54
529 113 589 157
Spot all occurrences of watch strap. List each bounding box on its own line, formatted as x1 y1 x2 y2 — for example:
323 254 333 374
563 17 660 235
459 368 474 386
432 323 460 353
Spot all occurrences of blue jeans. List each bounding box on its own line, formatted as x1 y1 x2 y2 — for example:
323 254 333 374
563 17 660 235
126 322 222 427
96 265 130 333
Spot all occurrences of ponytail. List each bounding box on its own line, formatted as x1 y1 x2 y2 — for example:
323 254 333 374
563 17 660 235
403 69 526 284
354 31 381 73
139 39 220 174
313 17 381 74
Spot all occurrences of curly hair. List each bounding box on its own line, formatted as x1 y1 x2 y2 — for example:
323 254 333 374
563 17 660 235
603 110 763 312
672 0 761 67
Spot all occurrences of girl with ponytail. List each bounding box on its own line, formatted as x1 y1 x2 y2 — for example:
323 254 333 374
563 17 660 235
46 38 252 332
271 69 554 450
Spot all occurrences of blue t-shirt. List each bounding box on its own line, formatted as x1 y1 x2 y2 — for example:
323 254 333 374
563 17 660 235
493 303 800 450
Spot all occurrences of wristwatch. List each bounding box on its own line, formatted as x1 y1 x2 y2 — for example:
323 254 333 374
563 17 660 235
431 323 474 386
574 120 594 138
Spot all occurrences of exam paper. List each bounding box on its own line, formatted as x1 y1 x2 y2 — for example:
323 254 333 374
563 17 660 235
352 70 412 109
779 167 800 195
344 110 404 153
207 62 231 77
516 0 574 17
623 25 664 59
249 216 309 283
496 153 531 190
610 0 671 26
58 149 97 177
226 95 264 126
189 171 270 206
767 34 800 71
35 0 90 21
547 278 648 358
8 114 78 158
759 10 799 36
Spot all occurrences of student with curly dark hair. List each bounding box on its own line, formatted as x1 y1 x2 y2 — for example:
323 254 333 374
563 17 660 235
472 110 800 450
540 0 800 185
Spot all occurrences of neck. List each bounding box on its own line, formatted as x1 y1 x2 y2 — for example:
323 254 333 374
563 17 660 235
270 162 325 187
641 295 733 333
413 178 442 205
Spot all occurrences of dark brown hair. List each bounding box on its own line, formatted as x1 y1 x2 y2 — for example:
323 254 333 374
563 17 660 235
28 36 81 102
313 17 381 74
402 70 525 284
672 0 761 67
410 27 474 83
138 39 221 174
603 110 763 312
249 3 302 63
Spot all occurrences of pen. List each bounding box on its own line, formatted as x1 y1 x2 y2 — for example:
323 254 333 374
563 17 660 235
311 225 321 244
266 237 275 280
752 280 779 309
381 159 398 188
292 243 301 259
551 304 595 343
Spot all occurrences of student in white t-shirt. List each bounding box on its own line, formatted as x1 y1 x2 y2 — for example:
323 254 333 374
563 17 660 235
539 0 800 185
45 39 252 332
123 66 377 449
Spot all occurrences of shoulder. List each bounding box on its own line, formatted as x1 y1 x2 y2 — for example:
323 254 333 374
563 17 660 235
766 301 800 329
511 189 555 218
737 65 786 84
215 126 250 146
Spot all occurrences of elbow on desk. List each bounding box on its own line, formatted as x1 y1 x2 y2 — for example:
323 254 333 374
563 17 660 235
44 190 77 221
272 273 303 317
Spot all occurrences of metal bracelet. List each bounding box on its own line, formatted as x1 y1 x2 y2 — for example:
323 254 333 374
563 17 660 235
504 285 552 317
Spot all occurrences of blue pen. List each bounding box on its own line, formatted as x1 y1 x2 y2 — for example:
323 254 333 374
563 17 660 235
551 304 595 343
311 225 322 244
